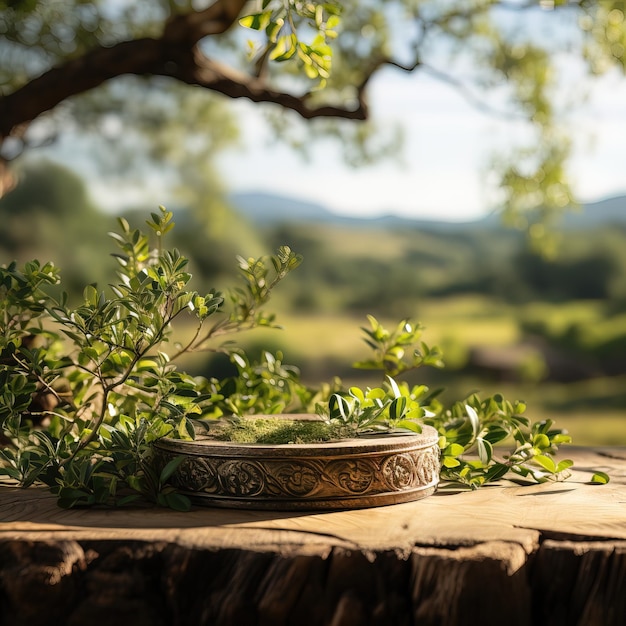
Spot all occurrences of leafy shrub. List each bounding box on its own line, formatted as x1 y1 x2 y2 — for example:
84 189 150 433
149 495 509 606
0 208 581 509
0 208 303 509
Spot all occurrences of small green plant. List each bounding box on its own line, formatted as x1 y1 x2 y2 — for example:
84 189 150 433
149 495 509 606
318 375 428 435
338 315 576 488
0 207 595 510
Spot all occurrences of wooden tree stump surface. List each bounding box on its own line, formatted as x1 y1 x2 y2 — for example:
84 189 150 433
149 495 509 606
1 447 625 626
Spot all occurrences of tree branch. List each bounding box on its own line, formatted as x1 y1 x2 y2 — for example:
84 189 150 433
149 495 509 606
0 38 164 139
0 2 369 144
0 0 246 140
169 49 368 120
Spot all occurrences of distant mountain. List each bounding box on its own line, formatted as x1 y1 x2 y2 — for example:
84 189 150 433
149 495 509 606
562 195 626 229
229 192 338 225
229 190 626 231
228 191 486 231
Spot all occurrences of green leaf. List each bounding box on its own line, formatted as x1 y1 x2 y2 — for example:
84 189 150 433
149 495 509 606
551 433 572 445
484 463 509 482
389 396 407 421
83 284 98 305
590 471 610 485
126 475 143 492
159 456 186 484
444 443 465 457
270 34 296 61
116 494 143 507
327 15 340 29
532 454 556 473
476 437 493 465
266 18 283 42
465 404 480 437
555 459 574 473
0 466 21 480
163 492 191 512
483 426 510 445
395 419 422 433
387 376 402 399
349 386 365 402
367 387 386 401
328 393 351 423
533 433 551 450
239 11 272 31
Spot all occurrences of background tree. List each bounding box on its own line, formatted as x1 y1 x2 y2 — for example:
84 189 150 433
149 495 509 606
1 0 625 232
0 160 114 293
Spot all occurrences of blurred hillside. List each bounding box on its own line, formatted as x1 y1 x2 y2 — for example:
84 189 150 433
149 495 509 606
2 161 626 443
230 190 626 379
230 190 626 230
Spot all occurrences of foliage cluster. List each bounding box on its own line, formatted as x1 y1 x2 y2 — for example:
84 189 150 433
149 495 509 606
0 211 590 510
239 1 340 87
318 316 577 489
0 207 305 509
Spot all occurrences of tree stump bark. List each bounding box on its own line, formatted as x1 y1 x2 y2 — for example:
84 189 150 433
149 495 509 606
1 448 625 626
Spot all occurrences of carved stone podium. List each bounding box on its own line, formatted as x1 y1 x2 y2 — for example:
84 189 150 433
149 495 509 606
154 423 440 509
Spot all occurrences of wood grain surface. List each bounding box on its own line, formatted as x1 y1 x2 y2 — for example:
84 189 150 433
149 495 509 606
1 447 625 626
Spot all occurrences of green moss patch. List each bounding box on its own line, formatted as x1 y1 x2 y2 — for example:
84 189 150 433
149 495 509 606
209 418 354 444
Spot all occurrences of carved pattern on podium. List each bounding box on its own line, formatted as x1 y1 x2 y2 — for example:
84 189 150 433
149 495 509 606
156 435 440 509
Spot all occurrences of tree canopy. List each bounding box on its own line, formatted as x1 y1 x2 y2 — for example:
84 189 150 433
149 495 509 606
1 0 625 231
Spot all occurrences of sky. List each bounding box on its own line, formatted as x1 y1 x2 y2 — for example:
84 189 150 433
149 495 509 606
213 65 626 223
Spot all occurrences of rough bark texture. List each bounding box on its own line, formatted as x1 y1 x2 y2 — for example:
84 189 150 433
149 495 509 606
2 538 626 626
1 448 625 625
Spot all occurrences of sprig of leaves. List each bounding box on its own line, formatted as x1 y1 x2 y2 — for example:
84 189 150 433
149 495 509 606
239 0 341 87
0 207 303 508
348 316 576 488
354 315 444 377
430 398 573 489
317 376 428 435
